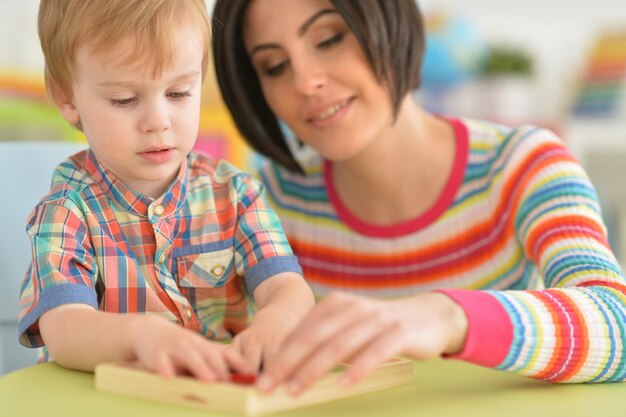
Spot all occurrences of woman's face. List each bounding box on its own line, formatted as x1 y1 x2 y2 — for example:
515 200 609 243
243 0 394 162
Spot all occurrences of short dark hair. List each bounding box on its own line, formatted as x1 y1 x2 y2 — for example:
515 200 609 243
212 0 425 173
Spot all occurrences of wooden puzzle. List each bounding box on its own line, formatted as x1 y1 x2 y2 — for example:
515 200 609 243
95 357 414 416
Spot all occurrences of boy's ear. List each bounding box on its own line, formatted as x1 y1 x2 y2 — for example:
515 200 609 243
51 86 81 126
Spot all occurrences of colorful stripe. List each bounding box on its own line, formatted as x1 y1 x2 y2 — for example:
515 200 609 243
260 117 626 382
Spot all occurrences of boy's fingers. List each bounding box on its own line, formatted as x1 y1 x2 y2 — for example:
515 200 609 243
174 349 217 382
224 346 255 375
262 343 279 373
242 343 263 373
151 353 176 379
230 336 242 353
199 346 230 381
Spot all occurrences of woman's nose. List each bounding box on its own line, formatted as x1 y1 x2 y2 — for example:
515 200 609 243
293 61 327 96
139 100 171 133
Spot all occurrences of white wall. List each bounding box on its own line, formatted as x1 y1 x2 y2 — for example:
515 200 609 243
0 0 41 71
0 0 216 70
1 0 625 122
421 0 626 119
4 0 626 69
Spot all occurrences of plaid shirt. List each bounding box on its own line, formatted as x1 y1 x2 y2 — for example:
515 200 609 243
18 150 301 348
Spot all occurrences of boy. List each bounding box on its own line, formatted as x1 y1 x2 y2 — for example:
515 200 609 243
18 0 314 382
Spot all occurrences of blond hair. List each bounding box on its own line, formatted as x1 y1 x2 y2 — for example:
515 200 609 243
38 0 211 99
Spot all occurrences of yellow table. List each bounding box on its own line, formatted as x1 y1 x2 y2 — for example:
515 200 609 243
1 359 623 417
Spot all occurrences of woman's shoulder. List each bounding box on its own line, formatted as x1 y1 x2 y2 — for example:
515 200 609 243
258 155 324 186
257 154 331 205
458 117 567 170
461 117 563 152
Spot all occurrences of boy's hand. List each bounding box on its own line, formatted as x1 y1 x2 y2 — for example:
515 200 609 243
39 304 253 380
131 314 252 382
233 272 315 372
229 307 300 372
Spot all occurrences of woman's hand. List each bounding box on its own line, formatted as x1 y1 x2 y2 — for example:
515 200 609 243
257 291 468 395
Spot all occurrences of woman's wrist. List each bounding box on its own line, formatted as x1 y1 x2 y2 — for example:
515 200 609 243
429 292 469 355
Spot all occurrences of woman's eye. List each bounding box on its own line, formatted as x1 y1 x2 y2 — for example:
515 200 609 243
168 91 192 100
110 97 137 108
265 61 288 77
317 32 344 49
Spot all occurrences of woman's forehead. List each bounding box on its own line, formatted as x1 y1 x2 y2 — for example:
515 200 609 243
243 0 339 45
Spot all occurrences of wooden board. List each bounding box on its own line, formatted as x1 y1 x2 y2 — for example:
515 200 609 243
95 357 414 416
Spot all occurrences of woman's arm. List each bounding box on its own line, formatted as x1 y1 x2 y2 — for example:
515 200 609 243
258 291 467 395
440 128 626 382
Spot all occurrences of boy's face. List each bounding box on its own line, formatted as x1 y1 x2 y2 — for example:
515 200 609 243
56 28 204 198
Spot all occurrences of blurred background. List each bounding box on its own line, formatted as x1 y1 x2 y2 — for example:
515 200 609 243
1 0 625 261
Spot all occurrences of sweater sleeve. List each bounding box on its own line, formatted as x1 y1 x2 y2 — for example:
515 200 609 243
440 127 626 383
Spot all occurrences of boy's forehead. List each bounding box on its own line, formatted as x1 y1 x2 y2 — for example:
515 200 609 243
75 32 203 82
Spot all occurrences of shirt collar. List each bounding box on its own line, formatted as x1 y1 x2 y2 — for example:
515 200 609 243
84 149 188 217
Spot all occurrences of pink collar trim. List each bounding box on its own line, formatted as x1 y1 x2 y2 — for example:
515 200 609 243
324 117 468 238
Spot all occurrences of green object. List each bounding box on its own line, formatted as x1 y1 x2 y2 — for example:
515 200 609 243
482 46 534 77
1 360 622 417
0 99 84 142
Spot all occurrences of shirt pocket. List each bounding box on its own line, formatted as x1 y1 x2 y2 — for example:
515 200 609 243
176 248 235 289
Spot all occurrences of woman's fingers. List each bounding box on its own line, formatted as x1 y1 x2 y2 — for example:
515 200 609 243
337 331 407 387
279 313 395 395
258 296 354 392
259 293 383 392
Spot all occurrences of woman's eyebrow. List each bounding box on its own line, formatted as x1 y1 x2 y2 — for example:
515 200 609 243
249 8 338 58
297 8 337 36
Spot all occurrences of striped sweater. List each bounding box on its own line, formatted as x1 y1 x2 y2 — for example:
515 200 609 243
259 117 626 383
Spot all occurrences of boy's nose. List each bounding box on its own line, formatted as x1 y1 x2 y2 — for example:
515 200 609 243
139 101 171 133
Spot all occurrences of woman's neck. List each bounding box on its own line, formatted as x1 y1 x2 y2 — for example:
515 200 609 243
330 97 457 226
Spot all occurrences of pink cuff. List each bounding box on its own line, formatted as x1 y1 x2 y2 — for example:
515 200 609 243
434 289 513 368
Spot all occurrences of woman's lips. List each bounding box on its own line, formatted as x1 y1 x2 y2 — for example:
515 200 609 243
307 97 355 129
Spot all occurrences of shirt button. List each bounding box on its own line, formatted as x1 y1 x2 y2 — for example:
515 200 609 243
158 252 167 264
154 205 164 216
210 264 225 277
185 308 192 319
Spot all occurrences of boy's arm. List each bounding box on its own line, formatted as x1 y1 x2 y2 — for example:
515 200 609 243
39 304 251 380
231 272 315 370
253 272 315 319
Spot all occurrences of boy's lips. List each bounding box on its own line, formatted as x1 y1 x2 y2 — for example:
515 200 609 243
137 146 176 164
139 145 174 153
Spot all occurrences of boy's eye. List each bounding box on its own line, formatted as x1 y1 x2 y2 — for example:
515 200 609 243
168 91 192 100
317 32 344 49
110 97 137 107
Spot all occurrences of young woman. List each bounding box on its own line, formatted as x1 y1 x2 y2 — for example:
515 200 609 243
212 0 626 394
